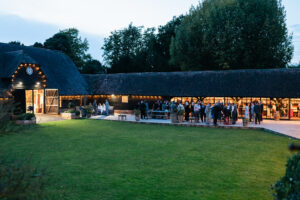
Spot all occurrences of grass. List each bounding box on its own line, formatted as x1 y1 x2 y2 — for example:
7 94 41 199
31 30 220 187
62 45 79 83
0 119 299 200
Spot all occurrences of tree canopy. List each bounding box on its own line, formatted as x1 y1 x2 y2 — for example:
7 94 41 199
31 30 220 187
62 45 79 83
102 17 183 73
170 0 293 70
103 0 293 73
32 28 104 74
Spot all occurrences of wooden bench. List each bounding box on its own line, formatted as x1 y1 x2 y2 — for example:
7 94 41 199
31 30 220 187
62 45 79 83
118 114 127 121
149 111 169 119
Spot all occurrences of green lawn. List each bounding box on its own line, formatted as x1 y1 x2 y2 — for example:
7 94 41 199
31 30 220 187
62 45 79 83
0 120 299 200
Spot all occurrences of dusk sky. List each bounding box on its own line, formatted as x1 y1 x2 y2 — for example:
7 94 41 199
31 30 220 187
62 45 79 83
0 0 299 64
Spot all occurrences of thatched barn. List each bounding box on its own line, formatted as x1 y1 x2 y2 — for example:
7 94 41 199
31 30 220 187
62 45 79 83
1 42 300 120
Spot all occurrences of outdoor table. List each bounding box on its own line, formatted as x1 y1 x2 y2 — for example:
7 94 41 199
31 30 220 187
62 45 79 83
149 110 169 119
118 114 127 121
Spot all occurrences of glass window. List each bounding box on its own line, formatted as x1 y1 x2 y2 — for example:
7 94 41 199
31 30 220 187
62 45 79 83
290 99 300 120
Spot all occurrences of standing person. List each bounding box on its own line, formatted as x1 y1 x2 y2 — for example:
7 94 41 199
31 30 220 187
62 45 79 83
251 103 255 123
105 99 110 116
93 100 97 115
194 101 200 123
97 103 102 115
177 102 185 114
162 101 166 111
205 103 211 124
191 102 195 118
232 104 238 124
213 102 221 126
244 103 249 119
249 103 253 122
254 102 261 124
200 103 205 123
145 101 149 119
223 104 229 124
184 102 190 121
259 101 264 122
140 101 146 119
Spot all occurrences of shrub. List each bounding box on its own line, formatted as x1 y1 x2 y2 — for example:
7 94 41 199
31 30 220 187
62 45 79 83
85 105 93 114
0 157 47 200
15 113 35 120
0 99 21 134
273 153 300 200
66 109 76 113
75 110 80 116
134 109 141 116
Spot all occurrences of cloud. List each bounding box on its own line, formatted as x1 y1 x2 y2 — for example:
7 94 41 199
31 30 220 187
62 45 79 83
0 0 199 36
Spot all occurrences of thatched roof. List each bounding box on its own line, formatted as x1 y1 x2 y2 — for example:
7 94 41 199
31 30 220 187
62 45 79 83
0 42 88 95
83 68 300 98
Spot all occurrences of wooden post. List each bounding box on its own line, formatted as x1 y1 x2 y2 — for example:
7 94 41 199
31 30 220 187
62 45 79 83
32 90 34 114
289 98 291 120
43 89 46 114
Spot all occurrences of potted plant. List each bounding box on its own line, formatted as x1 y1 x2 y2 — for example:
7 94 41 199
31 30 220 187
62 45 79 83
75 110 80 118
177 109 184 123
242 117 249 127
85 105 93 118
170 102 178 123
134 109 141 121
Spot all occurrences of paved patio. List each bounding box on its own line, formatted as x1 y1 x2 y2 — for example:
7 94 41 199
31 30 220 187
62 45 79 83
36 114 65 124
91 114 300 139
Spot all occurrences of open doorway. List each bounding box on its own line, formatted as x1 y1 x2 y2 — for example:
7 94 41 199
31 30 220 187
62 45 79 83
25 90 44 114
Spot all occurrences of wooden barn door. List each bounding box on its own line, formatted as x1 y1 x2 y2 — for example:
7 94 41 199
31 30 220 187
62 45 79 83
45 89 59 114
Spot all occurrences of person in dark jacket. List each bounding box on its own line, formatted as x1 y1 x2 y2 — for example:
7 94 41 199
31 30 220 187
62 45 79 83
232 104 238 124
93 100 97 115
140 101 146 119
259 101 264 122
185 102 190 121
249 102 253 122
213 102 221 126
254 102 261 124
200 103 206 123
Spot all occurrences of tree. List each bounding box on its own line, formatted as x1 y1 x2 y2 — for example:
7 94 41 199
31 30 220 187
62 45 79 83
148 16 183 72
102 17 184 73
102 24 146 73
43 28 91 72
81 59 106 74
170 0 293 70
9 41 24 46
32 42 44 48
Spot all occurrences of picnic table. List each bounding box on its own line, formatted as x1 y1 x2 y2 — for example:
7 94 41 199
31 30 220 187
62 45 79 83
149 110 169 119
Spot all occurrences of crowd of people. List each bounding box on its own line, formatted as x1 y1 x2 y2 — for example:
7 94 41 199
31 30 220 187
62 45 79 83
136 99 265 125
91 98 265 126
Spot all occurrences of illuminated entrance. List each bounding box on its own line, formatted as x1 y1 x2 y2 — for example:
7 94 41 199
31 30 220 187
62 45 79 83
25 90 44 113
25 89 59 114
